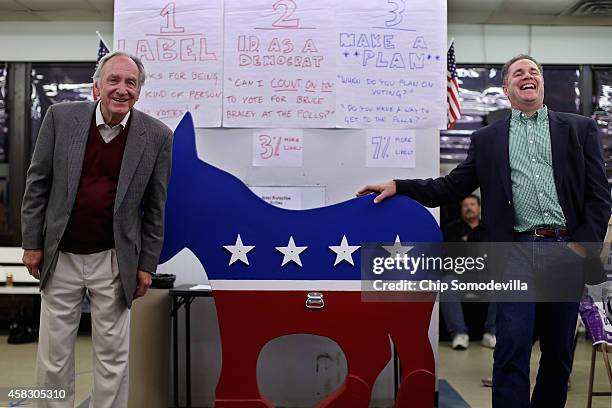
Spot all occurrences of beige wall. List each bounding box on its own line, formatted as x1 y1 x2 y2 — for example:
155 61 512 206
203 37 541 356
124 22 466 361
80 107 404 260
449 23 612 64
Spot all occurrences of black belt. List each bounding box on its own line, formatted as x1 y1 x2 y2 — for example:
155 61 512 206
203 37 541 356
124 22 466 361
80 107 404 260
519 228 570 238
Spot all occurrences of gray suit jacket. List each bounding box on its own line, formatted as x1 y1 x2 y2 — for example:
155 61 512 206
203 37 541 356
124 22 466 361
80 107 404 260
21 101 173 307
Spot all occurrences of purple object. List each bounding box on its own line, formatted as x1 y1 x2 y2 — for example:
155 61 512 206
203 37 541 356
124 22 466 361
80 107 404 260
580 288 612 346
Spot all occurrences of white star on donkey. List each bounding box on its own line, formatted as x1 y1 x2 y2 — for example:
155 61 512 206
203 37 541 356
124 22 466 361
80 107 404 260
276 236 308 267
329 235 360 266
382 234 413 256
223 234 255 266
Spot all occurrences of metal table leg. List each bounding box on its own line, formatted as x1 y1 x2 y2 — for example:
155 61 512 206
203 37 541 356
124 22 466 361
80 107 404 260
172 295 179 408
185 296 193 408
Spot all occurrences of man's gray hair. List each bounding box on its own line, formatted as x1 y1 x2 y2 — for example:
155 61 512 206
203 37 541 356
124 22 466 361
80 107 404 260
92 51 146 87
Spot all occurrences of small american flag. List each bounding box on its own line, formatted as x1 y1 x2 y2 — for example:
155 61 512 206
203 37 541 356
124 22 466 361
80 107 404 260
93 38 109 101
447 41 461 129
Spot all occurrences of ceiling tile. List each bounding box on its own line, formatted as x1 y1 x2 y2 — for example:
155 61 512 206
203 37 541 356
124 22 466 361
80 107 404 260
448 0 504 13
498 0 577 15
36 9 107 20
87 0 113 13
0 10 36 20
2 0 612 25
448 12 495 24
18 0 95 11
0 0 29 11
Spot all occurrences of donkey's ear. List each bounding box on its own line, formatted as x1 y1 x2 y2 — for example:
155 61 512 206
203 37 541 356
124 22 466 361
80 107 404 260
171 112 199 174
161 112 198 264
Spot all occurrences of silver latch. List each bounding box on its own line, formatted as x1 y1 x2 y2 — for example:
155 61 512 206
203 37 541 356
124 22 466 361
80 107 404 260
305 292 324 309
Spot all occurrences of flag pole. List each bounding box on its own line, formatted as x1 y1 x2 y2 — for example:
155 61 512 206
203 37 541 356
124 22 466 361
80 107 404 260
96 31 110 51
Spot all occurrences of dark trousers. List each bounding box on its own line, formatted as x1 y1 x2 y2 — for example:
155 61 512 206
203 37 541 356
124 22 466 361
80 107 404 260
492 234 582 408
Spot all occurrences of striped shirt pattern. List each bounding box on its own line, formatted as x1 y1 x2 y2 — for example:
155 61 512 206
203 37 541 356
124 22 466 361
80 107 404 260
508 106 566 232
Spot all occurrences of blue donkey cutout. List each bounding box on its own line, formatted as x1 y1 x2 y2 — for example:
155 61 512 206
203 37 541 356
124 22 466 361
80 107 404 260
160 113 442 407
160 113 441 281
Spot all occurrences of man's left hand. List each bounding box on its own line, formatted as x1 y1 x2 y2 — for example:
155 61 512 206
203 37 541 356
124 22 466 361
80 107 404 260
134 270 152 299
356 180 397 204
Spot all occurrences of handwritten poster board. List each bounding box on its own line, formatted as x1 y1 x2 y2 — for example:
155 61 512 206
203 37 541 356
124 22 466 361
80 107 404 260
252 129 304 167
114 0 223 128
365 129 416 168
335 0 446 129
223 0 336 128
114 0 446 129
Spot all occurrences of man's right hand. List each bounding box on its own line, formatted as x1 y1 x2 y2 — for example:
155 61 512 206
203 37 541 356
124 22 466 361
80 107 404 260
22 249 43 280
356 180 397 204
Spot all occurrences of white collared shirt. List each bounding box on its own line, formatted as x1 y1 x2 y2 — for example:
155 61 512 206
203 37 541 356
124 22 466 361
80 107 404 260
95 102 130 143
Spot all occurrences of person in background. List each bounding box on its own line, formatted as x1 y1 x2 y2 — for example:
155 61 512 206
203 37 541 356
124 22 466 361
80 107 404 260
442 194 496 350
21 51 173 407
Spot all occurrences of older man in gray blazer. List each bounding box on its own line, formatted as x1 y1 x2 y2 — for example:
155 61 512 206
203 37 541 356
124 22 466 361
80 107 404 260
21 51 172 407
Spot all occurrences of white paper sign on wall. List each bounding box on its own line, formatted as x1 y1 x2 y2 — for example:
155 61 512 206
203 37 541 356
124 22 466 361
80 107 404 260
249 186 303 209
249 185 328 210
114 0 224 129
335 0 447 129
223 0 336 128
365 129 416 168
252 129 304 167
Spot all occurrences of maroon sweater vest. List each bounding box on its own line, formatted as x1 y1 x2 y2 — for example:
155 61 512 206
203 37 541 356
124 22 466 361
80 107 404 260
59 115 130 254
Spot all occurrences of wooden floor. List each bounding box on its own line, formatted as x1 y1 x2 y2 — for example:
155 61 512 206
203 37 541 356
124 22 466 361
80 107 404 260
0 334 610 407
438 337 611 408
0 335 94 406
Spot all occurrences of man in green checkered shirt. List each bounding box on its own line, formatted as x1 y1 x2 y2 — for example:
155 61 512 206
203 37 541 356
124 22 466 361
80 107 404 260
509 105 567 233
359 55 611 407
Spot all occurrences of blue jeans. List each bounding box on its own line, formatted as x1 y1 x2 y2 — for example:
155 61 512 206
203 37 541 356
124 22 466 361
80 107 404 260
441 292 496 337
492 233 582 408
